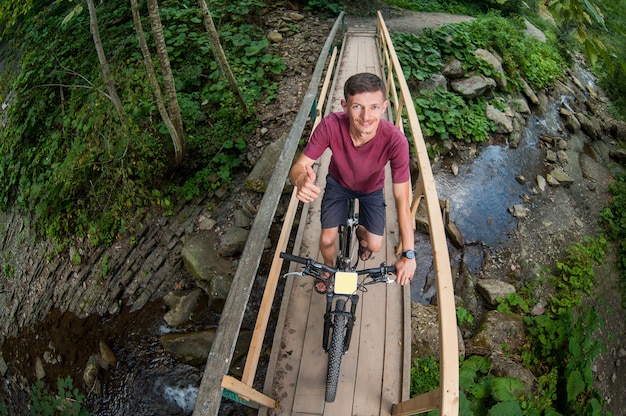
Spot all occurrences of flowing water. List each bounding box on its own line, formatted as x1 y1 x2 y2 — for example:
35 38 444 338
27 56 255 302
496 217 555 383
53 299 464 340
410 100 567 303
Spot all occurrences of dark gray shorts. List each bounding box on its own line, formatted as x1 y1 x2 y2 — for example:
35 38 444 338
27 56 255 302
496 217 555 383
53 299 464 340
320 174 386 235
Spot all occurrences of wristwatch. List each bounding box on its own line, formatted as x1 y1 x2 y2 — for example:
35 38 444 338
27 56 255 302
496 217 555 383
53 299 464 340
401 250 416 259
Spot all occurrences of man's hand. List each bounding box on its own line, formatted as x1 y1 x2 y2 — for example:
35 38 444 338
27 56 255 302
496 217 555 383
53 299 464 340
295 165 321 204
394 257 416 286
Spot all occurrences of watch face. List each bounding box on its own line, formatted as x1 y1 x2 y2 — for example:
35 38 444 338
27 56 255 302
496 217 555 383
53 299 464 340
404 250 415 259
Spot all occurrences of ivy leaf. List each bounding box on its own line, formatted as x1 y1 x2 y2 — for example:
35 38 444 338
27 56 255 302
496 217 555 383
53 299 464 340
487 400 523 416
491 377 525 402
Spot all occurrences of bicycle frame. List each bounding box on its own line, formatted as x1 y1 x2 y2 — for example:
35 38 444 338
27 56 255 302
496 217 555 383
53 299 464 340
280 199 396 402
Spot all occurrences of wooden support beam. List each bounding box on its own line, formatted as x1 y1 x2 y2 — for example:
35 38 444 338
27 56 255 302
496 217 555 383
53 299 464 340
222 375 278 409
391 388 440 416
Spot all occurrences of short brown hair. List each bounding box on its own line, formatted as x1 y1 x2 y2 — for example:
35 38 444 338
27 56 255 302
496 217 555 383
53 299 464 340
344 72 387 99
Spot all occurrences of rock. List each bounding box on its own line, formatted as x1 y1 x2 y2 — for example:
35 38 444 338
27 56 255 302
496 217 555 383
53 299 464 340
160 329 217 366
466 310 526 355
509 130 522 148
530 299 547 316
164 288 203 327
410 303 465 361
536 175 547 192
521 79 539 105
609 149 626 164
441 58 464 78
98 340 117 370
197 214 217 231
419 73 448 92
267 30 283 43
35 356 46 380
547 167 574 186
490 353 536 392
246 133 288 193
233 209 252 229
576 112 602 140
288 12 304 21
445 220 464 249
509 96 530 114
485 104 513 134
83 354 101 395
546 149 557 163
208 274 233 313
0 355 7 377
515 174 526 185
451 163 459 176
451 75 496 99
474 48 506 88
182 232 225 282
476 279 516 306
523 19 546 42
219 227 250 257
509 203 529 218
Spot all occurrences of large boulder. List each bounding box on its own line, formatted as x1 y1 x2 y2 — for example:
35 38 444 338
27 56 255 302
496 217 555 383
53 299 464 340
466 310 526 356
160 329 217 366
163 288 204 327
246 132 288 193
181 232 231 282
450 75 496 99
474 48 506 89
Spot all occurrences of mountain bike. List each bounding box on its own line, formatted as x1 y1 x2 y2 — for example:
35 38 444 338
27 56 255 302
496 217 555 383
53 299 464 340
280 198 396 402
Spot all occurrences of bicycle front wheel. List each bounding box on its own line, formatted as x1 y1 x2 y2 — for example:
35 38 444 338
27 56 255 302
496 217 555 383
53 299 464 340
325 299 347 402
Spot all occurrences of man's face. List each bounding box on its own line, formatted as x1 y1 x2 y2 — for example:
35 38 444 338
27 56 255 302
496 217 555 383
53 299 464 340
341 90 389 138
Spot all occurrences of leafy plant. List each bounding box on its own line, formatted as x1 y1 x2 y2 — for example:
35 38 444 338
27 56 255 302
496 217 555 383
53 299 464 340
29 376 90 416
496 292 529 314
456 306 475 326
549 236 606 312
414 89 496 143
523 308 606 415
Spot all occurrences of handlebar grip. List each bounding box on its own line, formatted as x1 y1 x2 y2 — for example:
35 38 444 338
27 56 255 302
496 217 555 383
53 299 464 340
387 266 397 273
280 252 307 265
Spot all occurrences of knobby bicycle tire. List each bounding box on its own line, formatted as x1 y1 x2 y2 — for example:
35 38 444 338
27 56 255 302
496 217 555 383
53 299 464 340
325 298 347 402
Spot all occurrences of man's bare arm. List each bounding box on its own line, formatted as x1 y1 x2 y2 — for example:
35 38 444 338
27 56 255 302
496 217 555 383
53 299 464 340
392 180 416 285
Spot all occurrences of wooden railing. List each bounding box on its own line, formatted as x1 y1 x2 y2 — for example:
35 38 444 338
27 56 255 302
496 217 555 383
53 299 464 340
376 11 460 416
191 12 345 416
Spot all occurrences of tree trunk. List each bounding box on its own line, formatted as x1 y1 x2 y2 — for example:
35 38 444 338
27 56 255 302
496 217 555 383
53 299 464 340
86 0 125 120
146 0 185 165
197 0 249 114
129 0 183 166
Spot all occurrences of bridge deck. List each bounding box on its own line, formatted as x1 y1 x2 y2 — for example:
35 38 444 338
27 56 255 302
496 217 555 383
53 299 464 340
260 27 411 416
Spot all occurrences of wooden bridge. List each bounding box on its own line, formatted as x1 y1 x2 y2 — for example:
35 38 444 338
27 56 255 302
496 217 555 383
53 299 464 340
192 12 459 416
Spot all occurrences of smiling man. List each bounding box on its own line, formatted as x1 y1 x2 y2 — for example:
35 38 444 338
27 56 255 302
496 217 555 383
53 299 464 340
289 72 416 292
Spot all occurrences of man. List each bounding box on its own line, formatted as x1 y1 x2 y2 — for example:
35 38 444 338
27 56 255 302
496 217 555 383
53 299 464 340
289 72 416 292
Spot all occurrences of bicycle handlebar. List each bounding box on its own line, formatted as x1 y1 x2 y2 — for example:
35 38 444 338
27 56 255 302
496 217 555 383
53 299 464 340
280 252 396 276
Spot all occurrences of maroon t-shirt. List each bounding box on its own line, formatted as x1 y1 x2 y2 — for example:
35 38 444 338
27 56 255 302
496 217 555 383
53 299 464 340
303 112 410 194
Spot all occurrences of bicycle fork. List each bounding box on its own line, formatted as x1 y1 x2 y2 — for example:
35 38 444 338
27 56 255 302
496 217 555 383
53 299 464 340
323 294 360 353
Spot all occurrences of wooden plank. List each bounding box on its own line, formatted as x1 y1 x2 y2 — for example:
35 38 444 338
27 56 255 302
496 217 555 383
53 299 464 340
391 388 441 416
192 13 346 416
221 375 277 409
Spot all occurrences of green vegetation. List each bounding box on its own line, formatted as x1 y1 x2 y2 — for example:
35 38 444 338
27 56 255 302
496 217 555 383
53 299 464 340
410 237 609 415
600 175 626 306
0 0 283 245
392 14 565 145
29 376 90 416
